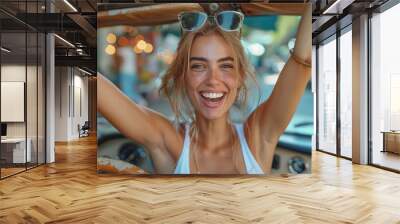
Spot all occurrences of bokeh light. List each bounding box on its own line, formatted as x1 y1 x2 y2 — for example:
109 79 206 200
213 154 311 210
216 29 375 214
137 40 147 50
248 43 265 56
106 33 117 44
105 44 116 55
133 45 143 54
144 43 153 53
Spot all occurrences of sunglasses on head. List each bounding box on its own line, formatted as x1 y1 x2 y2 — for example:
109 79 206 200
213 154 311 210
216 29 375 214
178 10 244 32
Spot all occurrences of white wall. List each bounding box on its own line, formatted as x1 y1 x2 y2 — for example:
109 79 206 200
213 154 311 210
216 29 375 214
54 67 89 141
55 66 68 141
1 66 26 133
1 65 32 137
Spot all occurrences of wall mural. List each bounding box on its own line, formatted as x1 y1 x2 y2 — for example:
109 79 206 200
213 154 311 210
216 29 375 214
97 3 313 175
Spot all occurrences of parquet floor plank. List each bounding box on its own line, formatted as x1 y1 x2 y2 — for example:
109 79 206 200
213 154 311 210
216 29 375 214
0 135 399 223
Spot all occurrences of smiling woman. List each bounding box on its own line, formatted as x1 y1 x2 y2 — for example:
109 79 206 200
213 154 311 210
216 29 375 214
160 23 255 123
97 4 311 175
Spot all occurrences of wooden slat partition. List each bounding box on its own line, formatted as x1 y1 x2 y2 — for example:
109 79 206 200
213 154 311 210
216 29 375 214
97 3 306 28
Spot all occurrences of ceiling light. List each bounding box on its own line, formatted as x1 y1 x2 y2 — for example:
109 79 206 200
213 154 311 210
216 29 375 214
1 47 11 53
63 0 78 12
322 0 354 15
54 34 75 48
78 67 93 76
76 49 84 55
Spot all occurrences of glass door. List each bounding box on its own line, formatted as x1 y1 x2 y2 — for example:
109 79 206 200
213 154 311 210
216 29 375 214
0 0 46 179
1 29 28 178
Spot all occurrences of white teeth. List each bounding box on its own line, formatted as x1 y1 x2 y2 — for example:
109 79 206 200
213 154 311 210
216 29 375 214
201 92 224 99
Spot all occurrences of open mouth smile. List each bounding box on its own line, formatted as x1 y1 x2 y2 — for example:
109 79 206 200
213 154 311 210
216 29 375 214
199 91 226 108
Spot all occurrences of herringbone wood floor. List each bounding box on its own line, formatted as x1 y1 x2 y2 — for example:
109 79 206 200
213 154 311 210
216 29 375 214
1 135 400 224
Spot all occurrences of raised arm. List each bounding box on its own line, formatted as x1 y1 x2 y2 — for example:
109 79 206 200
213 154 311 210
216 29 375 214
247 4 312 143
97 73 175 150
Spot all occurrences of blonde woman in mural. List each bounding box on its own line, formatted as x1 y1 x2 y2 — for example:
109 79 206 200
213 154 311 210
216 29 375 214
98 5 311 174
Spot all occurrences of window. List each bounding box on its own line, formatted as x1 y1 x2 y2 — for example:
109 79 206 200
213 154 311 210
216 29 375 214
317 36 337 154
339 28 352 158
370 2 400 171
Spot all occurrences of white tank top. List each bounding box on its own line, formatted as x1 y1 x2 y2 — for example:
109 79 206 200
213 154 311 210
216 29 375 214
174 123 264 174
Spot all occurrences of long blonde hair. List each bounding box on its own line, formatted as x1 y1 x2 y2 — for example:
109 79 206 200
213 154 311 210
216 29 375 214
160 24 257 125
